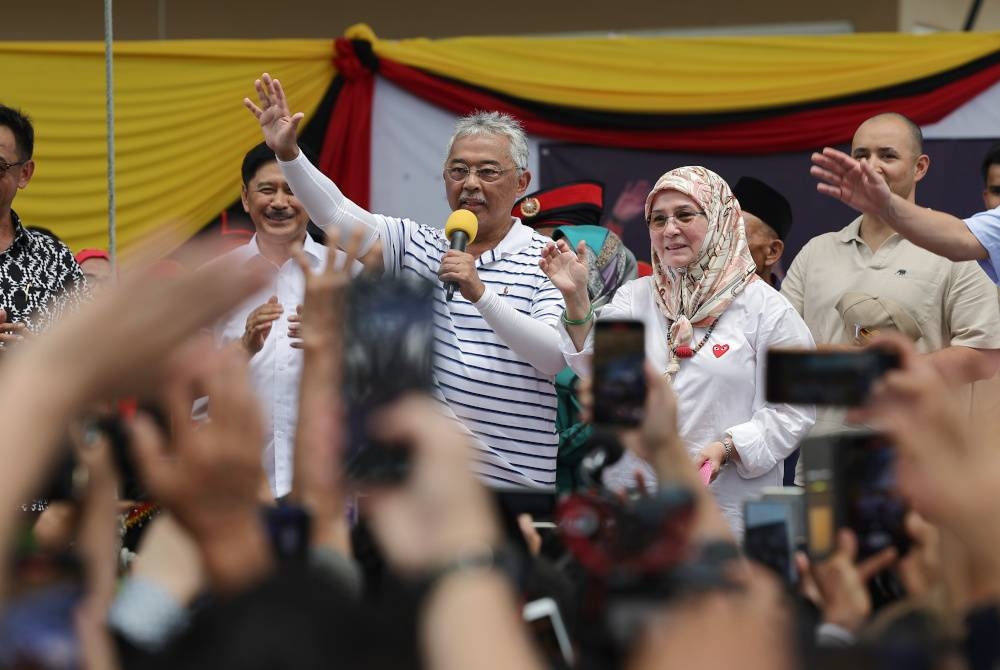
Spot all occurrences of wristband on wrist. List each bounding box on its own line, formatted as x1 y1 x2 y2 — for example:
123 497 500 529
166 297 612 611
721 436 734 466
431 543 522 588
561 304 595 326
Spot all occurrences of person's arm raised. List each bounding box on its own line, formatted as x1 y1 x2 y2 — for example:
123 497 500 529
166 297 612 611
851 334 1000 605
811 147 987 262
0 245 267 583
539 238 594 352
289 230 364 558
129 345 274 595
364 396 545 670
245 73 384 271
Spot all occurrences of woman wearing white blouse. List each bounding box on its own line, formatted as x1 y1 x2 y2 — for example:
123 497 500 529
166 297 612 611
540 166 816 537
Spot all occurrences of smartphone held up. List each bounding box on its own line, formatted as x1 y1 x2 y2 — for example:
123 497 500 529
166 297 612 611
766 348 900 406
342 274 436 485
593 320 646 427
800 431 909 562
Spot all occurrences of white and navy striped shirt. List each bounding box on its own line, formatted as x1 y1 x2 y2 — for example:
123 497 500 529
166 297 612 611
377 215 564 488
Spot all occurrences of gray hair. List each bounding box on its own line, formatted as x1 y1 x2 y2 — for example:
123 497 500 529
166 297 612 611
446 111 529 171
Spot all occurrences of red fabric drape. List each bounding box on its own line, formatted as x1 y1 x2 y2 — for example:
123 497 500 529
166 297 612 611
314 40 997 206
319 39 375 209
379 58 1000 153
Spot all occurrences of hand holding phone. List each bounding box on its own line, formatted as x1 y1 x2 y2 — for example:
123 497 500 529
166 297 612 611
593 320 646 426
743 499 797 585
342 275 436 484
766 348 900 406
801 431 909 561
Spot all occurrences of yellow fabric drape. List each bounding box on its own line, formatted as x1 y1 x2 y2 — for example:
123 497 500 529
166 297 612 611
4 29 998 252
3 40 333 255
357 24 1000 113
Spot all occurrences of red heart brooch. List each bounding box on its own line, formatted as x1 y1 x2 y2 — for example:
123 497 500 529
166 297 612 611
712 344 730 358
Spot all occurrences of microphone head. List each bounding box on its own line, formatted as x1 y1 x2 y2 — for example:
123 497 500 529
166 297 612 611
445 209 479 243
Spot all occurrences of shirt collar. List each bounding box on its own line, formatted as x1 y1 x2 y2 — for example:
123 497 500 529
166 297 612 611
242 232 325 269
836 216 865 244
8 210 32 252
836 214 902 250
479 218 534 264
299 232 327 266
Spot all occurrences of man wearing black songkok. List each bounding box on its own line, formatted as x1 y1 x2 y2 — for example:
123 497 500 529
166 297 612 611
732 176 793 287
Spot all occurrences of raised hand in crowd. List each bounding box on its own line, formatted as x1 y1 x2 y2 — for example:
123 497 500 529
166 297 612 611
73 427 125 670
0 241 267 582
810 147 893 219
362 394 544 670
796 530 898 637
895 511 942 602
629 562 795 670
244 73 302 161
853 333 1000 606
129 343 273 595
127 513 206 611
364 395 503 575
578 362 734 544
853 336 993 548
289 229 364 555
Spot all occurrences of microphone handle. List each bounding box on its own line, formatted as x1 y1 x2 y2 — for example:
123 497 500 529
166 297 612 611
444 230 470 301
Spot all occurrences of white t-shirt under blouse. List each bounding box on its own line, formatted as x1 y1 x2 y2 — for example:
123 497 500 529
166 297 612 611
563 276 816 537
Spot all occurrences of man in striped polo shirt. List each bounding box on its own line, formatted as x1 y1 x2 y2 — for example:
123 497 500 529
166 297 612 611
245 74 567 489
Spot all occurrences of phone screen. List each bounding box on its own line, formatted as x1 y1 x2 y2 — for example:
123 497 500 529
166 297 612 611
765 349 900 406
840 434 909 559
802 432 909 561
760 487 806 550
593 320 646 426
744 500 796 584
342 275 436 484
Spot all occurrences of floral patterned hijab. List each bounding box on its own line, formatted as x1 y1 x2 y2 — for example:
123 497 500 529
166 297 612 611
646 166 757 372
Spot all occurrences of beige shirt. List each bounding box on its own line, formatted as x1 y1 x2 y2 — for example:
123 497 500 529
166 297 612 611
782 216 1000 482
782 216 1000 354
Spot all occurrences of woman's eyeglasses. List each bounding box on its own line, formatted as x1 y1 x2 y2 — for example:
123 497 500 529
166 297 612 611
647 210 706 231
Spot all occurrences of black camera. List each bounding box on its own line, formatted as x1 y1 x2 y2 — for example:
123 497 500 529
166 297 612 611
553 432 735 662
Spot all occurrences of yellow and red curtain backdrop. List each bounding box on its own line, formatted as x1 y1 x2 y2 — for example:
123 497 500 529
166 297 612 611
2 26 998 253
3 40 333 253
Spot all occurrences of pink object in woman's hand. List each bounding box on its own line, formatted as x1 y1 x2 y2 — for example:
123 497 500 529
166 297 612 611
699 461 713 486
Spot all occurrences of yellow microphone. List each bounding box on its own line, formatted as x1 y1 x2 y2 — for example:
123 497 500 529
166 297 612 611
443 209 479 301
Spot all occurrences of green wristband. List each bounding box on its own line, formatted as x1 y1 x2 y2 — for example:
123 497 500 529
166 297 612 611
561 304 595 326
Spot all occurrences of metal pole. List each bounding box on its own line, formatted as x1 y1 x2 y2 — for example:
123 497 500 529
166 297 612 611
104 0 116 267
964 0 984 31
